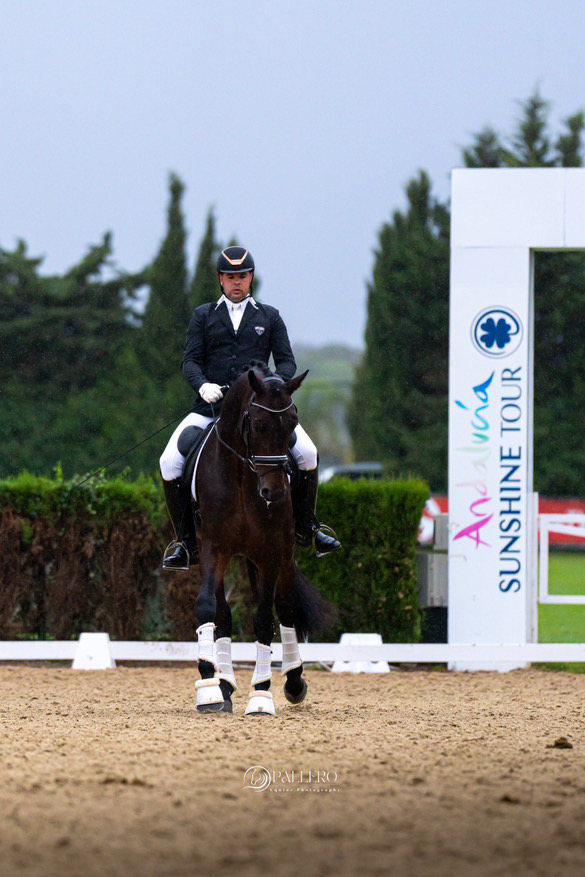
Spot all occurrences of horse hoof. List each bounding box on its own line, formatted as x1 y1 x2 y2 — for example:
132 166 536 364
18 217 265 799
245 690 276 717
284 679 308 704
222 699 233 714
197 701 226 713
195 677 224 711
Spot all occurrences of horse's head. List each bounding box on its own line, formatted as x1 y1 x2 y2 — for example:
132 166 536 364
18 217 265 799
244 365 308 504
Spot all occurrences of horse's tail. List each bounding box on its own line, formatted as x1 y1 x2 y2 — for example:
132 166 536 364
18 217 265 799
291 563 337 641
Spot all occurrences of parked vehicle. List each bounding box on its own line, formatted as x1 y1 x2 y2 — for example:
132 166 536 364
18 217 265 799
319 462 384 484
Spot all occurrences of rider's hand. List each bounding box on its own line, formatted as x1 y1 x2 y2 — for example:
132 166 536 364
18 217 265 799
199 383 224 404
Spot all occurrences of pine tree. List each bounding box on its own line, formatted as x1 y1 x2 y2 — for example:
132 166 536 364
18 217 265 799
189 208 220 309
555 112 585 166
461 92 585 494
350 92 585 494
0 234 140 393
462 128 506 168
511 92 554 166
0 236 144 476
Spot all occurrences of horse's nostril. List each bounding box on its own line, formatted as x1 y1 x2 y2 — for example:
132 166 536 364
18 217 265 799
261 487 271 499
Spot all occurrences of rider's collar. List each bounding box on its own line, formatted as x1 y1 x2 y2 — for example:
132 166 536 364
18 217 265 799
216 294 258 310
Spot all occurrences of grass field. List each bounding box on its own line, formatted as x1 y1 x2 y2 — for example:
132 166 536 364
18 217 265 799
538 551 585 672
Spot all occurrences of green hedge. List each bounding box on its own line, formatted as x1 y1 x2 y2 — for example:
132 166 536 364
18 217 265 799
0 473 428 643
0 472 168 641
301 479 430 642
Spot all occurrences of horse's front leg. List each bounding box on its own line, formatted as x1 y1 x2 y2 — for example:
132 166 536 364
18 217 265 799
194 548 230 714
215 581 237 713
275 565 308 705
245 566 277 717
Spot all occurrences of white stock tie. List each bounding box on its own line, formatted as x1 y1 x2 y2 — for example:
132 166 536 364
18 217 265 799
230 302 244 331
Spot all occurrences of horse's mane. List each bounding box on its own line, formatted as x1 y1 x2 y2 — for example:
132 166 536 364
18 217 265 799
236 360 274 380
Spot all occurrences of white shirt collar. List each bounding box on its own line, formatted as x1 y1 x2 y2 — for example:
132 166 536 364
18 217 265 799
216 294 258 310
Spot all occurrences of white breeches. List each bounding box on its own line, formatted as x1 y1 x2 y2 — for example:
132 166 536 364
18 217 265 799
159 413 318 481
290 424 318 471
160 413 212 480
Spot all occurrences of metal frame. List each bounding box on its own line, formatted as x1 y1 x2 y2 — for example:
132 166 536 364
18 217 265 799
539 513 585 605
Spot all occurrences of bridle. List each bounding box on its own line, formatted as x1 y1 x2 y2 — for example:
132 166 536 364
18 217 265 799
214 377 295 475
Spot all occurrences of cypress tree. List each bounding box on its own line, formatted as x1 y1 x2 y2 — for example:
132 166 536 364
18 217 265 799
189 208 220 309
141 173 190 382
348 172 450 489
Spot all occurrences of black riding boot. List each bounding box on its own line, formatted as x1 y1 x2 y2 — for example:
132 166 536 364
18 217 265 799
162 477 199 570
293 468 341 557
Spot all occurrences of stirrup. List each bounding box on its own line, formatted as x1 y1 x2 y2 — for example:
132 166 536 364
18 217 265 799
162 540 190 571
313 524 341 558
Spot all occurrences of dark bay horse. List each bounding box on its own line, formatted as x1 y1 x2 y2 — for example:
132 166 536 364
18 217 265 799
192 363 333 715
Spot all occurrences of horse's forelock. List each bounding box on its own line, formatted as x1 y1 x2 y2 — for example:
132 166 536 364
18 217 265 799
229 362 292 411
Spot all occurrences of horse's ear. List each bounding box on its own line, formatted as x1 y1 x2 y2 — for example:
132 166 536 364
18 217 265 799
248 369 263 393
284 369 309 395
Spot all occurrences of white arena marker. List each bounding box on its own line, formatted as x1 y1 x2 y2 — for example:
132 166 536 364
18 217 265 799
72 633 116 670
332 633 390 674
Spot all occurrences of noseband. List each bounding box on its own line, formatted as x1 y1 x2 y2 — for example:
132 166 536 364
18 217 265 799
214 378 295 475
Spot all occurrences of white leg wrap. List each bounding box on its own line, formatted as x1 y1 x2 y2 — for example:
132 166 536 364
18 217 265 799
216 637 238 692
251 642 273 687
196 622 218 671
280 625 302 675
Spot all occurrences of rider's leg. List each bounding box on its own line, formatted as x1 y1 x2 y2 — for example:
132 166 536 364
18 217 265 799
290 424 341 557
160 413 212 570
161 478 197 570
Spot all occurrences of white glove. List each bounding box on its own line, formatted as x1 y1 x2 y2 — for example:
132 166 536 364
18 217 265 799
199 382 224 404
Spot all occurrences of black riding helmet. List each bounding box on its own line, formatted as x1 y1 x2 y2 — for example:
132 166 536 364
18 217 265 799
216 246 255 275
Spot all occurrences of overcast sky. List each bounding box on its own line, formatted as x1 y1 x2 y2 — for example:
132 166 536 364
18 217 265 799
2 1 585 348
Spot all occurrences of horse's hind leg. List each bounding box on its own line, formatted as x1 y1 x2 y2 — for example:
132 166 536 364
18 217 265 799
245 572 276 717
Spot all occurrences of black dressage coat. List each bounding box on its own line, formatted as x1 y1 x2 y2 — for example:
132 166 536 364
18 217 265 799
182 298 297 417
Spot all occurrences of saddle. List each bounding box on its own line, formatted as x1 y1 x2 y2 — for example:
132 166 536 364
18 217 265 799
179 422 216 496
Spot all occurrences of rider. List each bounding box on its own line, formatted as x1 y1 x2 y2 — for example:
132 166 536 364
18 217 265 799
159 245 341 570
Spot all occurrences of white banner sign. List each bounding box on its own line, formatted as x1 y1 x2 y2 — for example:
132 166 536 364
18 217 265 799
448 169 585 664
